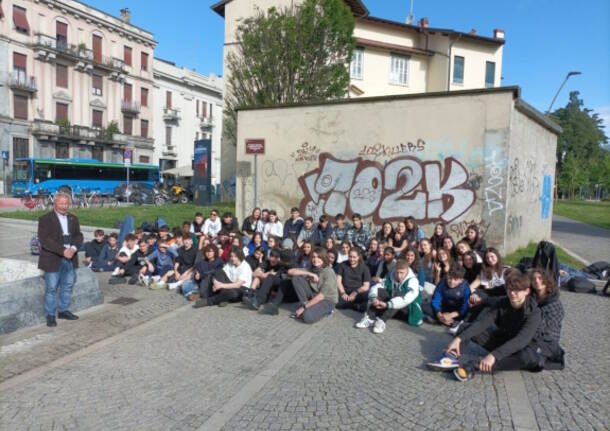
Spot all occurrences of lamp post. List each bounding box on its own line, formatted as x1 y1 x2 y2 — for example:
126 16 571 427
546 71 581 114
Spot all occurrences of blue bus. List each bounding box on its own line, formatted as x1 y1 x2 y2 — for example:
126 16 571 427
12 158 160 196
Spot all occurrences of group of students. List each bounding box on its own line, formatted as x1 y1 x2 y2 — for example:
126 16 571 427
84 206 565 382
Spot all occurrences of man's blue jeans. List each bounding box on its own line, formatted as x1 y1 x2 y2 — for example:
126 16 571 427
44 258 76 316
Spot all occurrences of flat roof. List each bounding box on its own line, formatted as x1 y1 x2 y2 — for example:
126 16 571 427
236 86 561 135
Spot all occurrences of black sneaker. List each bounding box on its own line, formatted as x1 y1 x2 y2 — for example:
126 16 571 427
128 275 138 285
262 303 279 315
243 295 261 311
218 301 229 307
46 315 57 327
193 298 211 308
57 310 79 320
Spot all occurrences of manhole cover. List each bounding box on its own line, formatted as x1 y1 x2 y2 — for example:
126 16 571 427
109 297 139 306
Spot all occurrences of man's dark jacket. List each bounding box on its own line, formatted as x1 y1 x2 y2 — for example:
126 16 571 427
38 211 84 272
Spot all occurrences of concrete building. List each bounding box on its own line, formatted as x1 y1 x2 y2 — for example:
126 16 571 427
234 87 561 254
212 0 505 183
152 58 223 184
0 0 156 193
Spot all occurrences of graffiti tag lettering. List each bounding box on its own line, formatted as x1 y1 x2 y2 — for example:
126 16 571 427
290 142 320 162
507 214 523 237
298 153 475 224
509 158 540 200
449 219 491 239
483 150 505 216
358 139 425 158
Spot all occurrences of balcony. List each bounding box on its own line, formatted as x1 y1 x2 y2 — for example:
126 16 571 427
30 121 128 145
121 100 141 115
199 116 215 129
163 107 180 121
9 71 37 93
162 145 178 157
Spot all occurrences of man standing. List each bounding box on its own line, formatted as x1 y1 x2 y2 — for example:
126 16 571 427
38 192 83 327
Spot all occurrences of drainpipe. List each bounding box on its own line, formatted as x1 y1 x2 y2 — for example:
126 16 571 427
447 33 462 91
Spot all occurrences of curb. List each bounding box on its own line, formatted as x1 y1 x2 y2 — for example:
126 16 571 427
550 240 591 266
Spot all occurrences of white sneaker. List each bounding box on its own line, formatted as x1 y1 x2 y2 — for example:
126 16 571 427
111 267 121 276
355 315 375 329
373 318 386 334
448 320 464 336
151 275 161 283
167 281 181 290
142 275 150 286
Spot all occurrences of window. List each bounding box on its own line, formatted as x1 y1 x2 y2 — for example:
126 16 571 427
350 48 364 79
92 110 103 128
92 34 102 63
13 52 26 84
123 83 132 102
140 119 148 138
12 5 30 33
13 137 29 158
123 116 132 135
56 64 68 88
389 55 409 85
56 143 69 159
92 74 103 96
124 46 132 66
14 94 27 119
56 21 68 49
485 61 496 88
139 155 150 164
166 91 172 108
92 146 103 162
196 100 199 116
141 52 148 71
165 126 172 146
141 87 148 107
209 103 213 118
201 101 207 118
453 56 464 84
56 102 68 122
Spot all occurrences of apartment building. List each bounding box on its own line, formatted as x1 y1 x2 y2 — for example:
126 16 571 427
152 58 223 184
212 0 505 181
0 0 156 191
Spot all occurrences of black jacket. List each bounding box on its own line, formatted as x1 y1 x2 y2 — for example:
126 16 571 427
460 296 541 361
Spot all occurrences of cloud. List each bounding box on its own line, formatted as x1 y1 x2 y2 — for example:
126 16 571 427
594 105 610 131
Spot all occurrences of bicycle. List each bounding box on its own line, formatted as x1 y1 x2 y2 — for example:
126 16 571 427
86 190 104 208
21 193 45 211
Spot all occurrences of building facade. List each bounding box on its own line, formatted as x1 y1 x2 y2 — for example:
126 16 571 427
212 0 505 182
152 58 223 185
0 0 156 193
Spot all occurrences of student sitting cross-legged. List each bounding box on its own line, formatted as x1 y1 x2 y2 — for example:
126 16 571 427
193 246 252 308
422 264 470 331
335 247 371 312
427 271 546 381
355 259 423 334
181 244 224 301
287 247 337 324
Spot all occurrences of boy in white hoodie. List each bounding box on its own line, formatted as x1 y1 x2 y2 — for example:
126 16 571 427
355 259 423 333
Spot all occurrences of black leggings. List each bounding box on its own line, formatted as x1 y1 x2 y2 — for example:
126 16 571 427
205 269 243 306
366 288 408 322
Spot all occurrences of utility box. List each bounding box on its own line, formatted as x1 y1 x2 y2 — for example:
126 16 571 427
236 87 561 254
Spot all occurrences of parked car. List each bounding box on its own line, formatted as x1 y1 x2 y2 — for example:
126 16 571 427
113 183 165 206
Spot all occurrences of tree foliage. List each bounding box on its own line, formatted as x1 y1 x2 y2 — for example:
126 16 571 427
223 0 355 146
550 91 609 199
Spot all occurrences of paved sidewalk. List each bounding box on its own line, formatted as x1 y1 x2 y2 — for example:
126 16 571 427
552 215 610 264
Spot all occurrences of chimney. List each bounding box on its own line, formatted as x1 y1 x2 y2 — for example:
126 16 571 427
470 29 477 35
493 28 505 40
418 17 429 29
120 8 131 24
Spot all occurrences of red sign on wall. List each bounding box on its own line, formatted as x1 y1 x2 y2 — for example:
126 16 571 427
245 139 265 155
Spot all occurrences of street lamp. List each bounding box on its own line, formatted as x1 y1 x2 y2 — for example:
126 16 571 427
546 71 581 114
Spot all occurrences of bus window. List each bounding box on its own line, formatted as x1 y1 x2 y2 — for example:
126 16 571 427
13 160 31 181
35 164 53 180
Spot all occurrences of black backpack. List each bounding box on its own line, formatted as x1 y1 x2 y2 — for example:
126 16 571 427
567 276 596 294
581 261 610 280
532 241 560 282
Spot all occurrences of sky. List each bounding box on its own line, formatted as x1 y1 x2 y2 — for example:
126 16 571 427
86 0 610 129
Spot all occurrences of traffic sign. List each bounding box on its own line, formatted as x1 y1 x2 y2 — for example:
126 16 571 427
123 149 132 161
1 151 8 161
245 139 265 155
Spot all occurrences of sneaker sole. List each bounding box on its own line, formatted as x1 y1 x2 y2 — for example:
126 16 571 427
453 367 474 382
426 362 460 371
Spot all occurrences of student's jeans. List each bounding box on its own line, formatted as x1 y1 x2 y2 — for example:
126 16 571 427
335 287 369 311
44 258 76 316
254 273 294 306
291 276 334 324
366 288 408 322
206 269 243 305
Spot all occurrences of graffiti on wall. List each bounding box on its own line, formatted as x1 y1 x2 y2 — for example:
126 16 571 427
509 158 541 201
449 219 491 240
298 152 476 224
357 140 425 158
507 214 523 237
290 142 320 162
541 174 552 220
483 149 506 216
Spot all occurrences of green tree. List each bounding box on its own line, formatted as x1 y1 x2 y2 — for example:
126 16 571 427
550 91 609 198
223 0 356 146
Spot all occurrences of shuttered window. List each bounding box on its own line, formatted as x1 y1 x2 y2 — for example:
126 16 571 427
165 126 172 146
124 83 132 102
13 52 26 72
56 21 68 47
56 64 68 88
14 95 28 120
141 87 148 107
56 102 68 122
123 116 132 135
141 120 149 138
141 52 148 71
13 5 30 33
124 46 132 66
166 91 172 108
56 143 69 159
201 102 207 118
92 110 103 128
13 138 29 158
92 34 102 63
92 74 103 96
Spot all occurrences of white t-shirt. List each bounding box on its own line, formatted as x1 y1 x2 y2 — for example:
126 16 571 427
223 260 253 289
119 244 138 257
481 267 506 288
203 218 222 237
263 221 283 242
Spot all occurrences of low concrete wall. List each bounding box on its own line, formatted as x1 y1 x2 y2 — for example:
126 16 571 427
0 266 103 334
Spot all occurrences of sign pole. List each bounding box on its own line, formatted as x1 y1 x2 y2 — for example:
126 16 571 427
245 139 265 212
254 154 257 209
